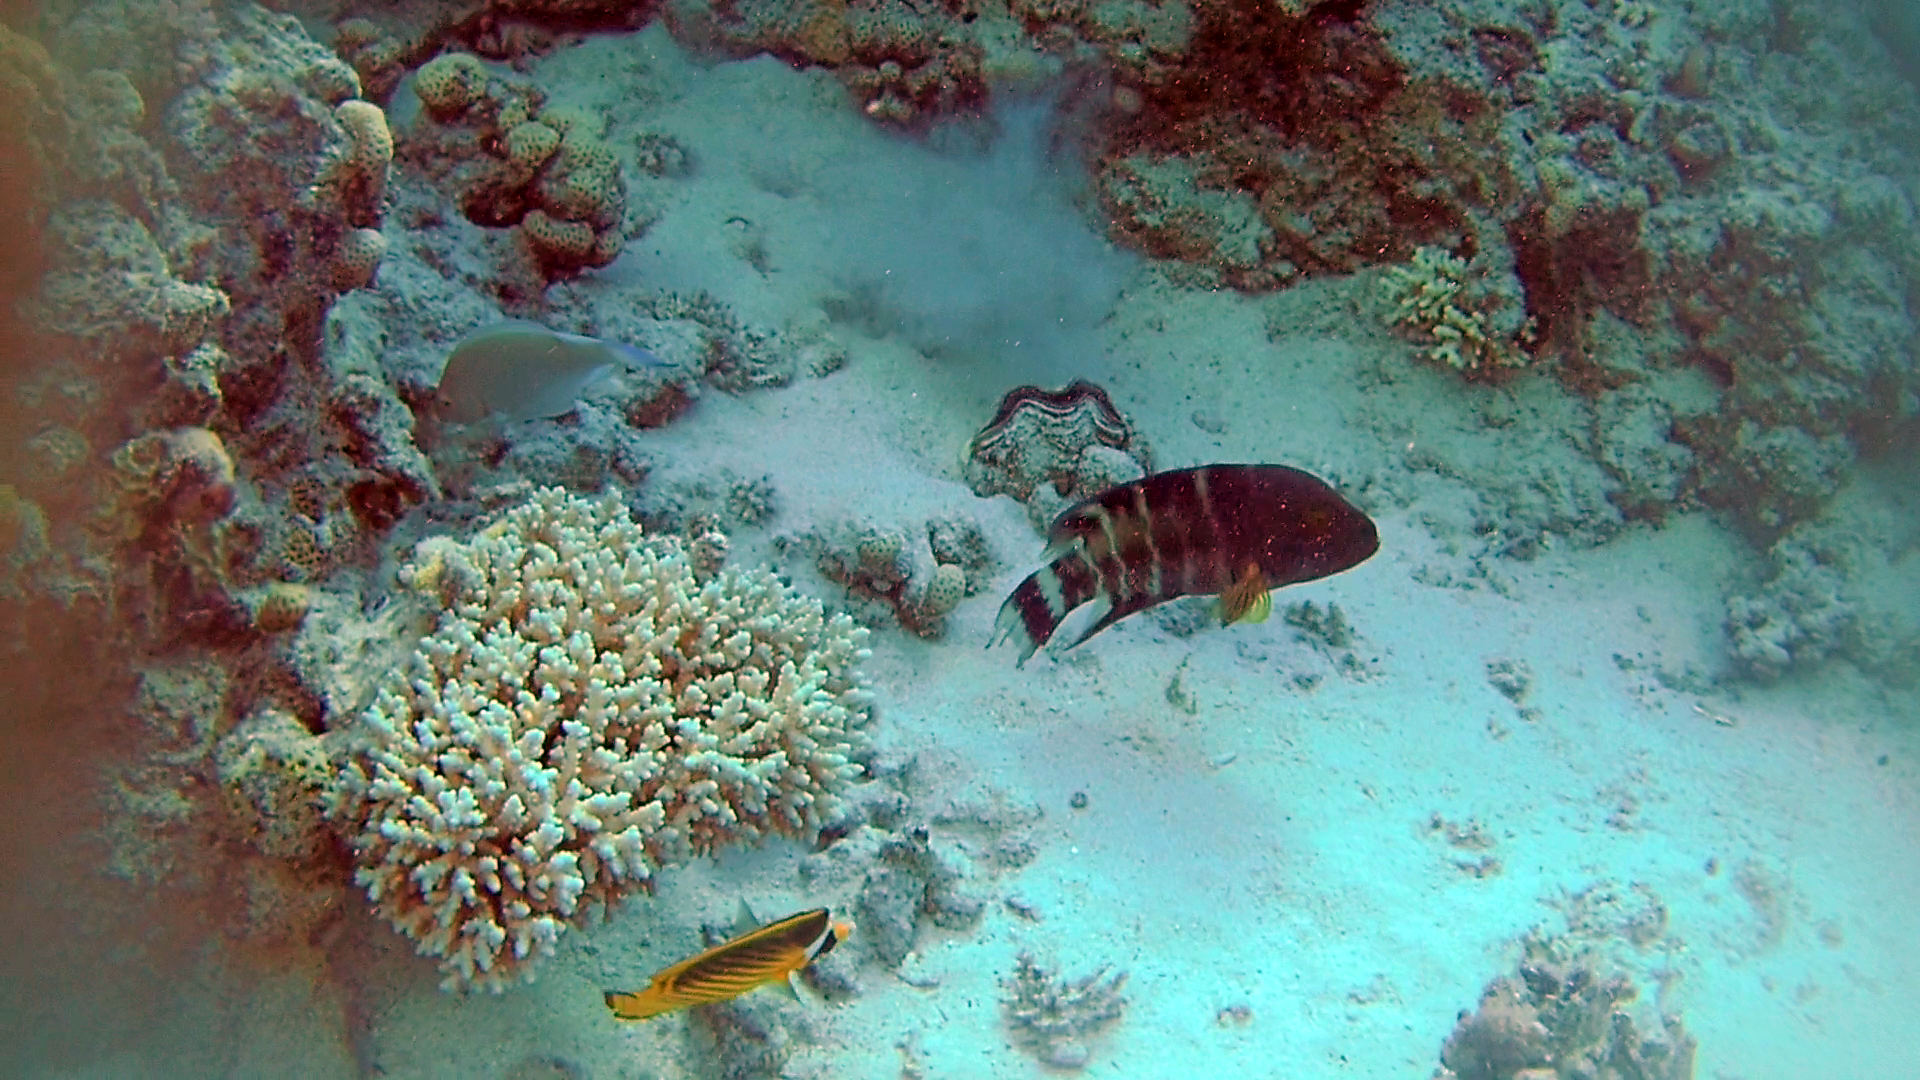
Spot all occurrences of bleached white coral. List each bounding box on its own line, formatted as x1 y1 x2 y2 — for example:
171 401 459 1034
328 488 872 990
1381 246 1528 373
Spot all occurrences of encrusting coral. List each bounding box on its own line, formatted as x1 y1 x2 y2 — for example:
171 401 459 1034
326 487 874 990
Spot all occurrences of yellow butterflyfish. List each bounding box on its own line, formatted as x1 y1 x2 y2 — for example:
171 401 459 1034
604 907 852 1021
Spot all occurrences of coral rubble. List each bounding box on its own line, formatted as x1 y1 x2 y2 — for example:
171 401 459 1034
1436 947 1695 1080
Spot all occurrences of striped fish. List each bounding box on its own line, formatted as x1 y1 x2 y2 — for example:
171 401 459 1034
992 464 1379 665
603 908 851 1021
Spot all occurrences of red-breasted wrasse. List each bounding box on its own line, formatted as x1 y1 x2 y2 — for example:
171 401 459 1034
992 464 1379 665
603 908 852 1020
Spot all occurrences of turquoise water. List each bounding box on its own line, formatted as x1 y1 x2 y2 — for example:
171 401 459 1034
3 2 1918 1077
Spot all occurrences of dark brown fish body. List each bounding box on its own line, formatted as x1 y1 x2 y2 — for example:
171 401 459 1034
993 464 1379 664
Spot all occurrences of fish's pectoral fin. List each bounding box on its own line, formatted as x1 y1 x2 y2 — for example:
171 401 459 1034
1037 534 1083 565
1242 589 1272 624
1217 566 1272 626
769 971 803 1002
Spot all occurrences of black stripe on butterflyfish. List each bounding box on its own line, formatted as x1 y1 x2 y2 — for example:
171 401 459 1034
603 908 852 1021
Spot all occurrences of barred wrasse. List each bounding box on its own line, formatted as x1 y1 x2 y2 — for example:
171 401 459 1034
993 464 1378 665
603 908 851 1021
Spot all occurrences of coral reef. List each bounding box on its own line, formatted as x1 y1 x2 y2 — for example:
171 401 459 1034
400 51 631 282
1002 951 1129 1070
1079 0 1917 545
326 488 874 989
294 0 1920 560
1435 943 1695 1080
26 201 230 359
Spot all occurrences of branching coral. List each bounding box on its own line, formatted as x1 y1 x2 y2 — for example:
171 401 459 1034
327 487 873 990
1002 951 1128 1069
1381 246 1530 374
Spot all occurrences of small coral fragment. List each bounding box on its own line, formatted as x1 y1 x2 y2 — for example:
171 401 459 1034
1380 247 1529 374
919 562 967 618
1002 951 1128 1070
1436 944 1696 1080
250 582 309 633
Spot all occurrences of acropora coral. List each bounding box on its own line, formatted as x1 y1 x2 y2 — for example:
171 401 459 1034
327 488 873 990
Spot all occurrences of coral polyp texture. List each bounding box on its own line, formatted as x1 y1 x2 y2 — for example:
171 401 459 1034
412 51 488 117
403 54 630 280
327 487 874 990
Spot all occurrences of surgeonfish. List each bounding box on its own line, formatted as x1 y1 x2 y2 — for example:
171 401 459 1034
603 908 853 1021
992 464 1380 666
433 319 670 424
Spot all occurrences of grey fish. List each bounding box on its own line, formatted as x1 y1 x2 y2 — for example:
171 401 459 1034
434 319 670 424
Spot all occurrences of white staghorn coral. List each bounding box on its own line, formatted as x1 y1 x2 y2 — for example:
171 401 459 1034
328 487 872 990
